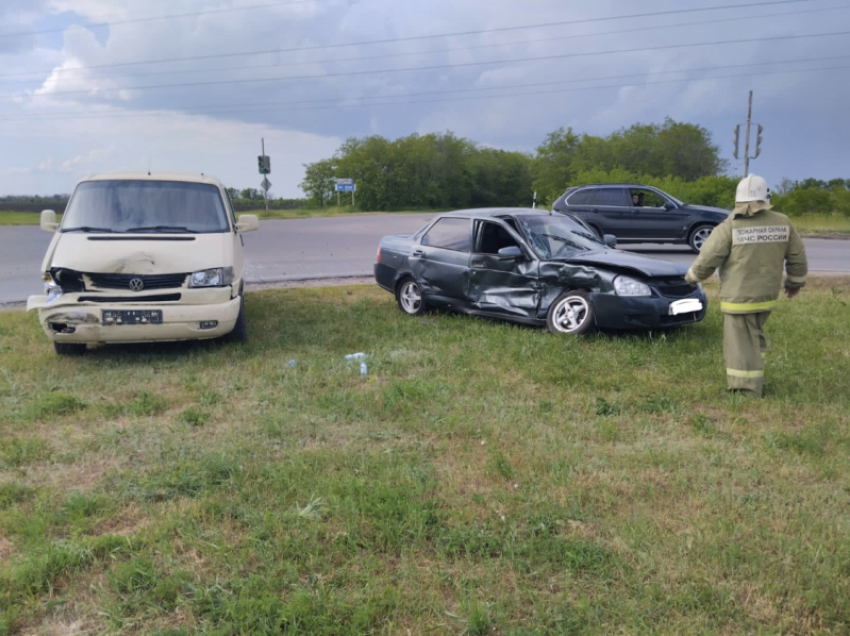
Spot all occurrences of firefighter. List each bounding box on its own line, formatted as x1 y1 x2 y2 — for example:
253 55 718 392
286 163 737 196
684 174 808 397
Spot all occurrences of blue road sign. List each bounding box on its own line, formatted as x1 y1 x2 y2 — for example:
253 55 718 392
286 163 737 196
335 183 356 192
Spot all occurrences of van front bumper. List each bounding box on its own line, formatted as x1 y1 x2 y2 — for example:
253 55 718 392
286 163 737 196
27 287 240 344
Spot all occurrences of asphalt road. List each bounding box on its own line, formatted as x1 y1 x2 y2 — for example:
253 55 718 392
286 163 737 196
1 214 847 305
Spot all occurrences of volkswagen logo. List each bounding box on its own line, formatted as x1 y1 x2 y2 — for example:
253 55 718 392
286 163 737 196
128 277 145 292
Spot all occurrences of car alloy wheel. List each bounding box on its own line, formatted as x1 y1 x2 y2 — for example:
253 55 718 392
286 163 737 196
397 279 426 315
547 291 595 335
689 225 713 253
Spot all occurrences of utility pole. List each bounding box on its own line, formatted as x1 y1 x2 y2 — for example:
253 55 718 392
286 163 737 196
261 138 268 213
743 91 753 178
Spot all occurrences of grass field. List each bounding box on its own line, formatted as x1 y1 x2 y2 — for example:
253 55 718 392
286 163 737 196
1 280 849 635
0 212 63 226
242 206 434 221
789 213 850 236
2 209 849 237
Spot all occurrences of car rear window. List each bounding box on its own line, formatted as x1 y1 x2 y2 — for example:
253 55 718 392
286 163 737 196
62 180 230 233
421 218 471 252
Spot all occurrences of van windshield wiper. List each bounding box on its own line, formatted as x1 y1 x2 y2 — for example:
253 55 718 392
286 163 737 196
62 226 115 233
126 225 192 233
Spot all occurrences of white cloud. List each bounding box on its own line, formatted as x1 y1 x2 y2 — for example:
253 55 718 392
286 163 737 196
2 0 849 195
0 102 341 195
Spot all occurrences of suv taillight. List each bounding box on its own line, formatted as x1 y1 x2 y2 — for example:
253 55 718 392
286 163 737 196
376 246 381 263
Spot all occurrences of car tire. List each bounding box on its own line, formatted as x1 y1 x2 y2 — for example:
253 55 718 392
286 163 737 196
688 225 714 253
225 295 248 343
54 342 86 356
546 290 595 335
396 277 428 316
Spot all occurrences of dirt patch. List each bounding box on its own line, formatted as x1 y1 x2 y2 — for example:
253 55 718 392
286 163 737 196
0 534 15 560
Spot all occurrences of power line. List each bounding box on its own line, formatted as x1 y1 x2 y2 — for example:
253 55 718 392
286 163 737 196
8 29 848 100
0 0 807 73
265 64 850 112
0 0 328 39
6 54 849 122
3 3 845 83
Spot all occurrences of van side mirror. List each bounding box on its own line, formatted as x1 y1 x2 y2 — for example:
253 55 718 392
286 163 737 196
235 214 259 233
663 201 675 210
40 210 59 232
603 234 617 248
497 246 524 261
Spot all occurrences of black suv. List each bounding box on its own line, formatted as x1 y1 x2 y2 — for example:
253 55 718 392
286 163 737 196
551 184 730 252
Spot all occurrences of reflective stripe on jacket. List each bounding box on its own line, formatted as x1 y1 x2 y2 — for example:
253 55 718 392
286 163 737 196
685 201 808 314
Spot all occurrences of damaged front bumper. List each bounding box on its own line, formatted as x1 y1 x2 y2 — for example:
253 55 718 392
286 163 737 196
591 289 708 330
26 287 240 344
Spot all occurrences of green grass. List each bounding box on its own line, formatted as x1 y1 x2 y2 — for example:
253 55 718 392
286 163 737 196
4 208 849 237
245 208 850 233
0 212 63 226
1 279 849 634
244 206 436 221
0 208 425 225
791 213 850 236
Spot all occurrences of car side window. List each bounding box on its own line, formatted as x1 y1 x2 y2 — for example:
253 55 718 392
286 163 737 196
593 188 628 206
421 218 471 252
566 189 592 205
476 221 520 255
629 189 667 208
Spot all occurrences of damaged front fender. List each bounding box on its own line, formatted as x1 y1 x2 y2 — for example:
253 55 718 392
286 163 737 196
537 262 607 319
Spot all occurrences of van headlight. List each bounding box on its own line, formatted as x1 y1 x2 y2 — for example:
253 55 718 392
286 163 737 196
189 267 233 288
613 275 652 297
44 273 63 305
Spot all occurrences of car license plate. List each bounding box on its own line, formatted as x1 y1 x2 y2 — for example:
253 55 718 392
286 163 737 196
669 299 703 316
102 309 163 325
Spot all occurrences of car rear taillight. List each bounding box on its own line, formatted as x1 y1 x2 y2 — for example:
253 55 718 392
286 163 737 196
376 246 381 263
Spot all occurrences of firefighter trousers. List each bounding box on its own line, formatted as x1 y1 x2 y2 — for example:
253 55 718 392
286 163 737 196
722 312 770 397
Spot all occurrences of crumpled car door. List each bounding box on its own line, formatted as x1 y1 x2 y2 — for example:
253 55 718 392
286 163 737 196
468 220 540 318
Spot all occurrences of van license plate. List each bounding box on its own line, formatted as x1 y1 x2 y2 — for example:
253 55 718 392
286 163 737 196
102 310 163 325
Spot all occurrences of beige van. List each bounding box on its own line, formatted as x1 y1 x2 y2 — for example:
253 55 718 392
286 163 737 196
27 173 259 355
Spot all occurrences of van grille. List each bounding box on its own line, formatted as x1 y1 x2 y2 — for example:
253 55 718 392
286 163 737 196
77 294 182 303
86 273 188 290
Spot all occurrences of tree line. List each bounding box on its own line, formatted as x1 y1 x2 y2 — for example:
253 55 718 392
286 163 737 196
300 119 849 216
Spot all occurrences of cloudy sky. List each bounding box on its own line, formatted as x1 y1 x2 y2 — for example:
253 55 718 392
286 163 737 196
1 0 849 198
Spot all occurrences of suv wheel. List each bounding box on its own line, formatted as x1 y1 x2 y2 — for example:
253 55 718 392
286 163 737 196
689 225 714 253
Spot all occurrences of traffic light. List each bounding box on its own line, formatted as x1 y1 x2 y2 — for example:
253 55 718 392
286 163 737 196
732 125 740 159
257 155 271 174
754 125 764 159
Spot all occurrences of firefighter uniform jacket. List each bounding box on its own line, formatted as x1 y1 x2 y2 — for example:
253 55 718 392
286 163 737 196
684 201 808 313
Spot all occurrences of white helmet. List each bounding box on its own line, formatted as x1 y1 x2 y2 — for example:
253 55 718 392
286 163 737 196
736 174 769 203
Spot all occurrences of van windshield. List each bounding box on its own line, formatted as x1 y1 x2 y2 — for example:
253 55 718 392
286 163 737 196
62 180 230 233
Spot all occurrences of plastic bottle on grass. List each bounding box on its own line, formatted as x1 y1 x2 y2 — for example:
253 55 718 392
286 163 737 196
360 362 368 376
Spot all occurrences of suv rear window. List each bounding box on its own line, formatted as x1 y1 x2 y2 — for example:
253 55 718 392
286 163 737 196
62 180 230 233
591 188 628 207
566 189 593 205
